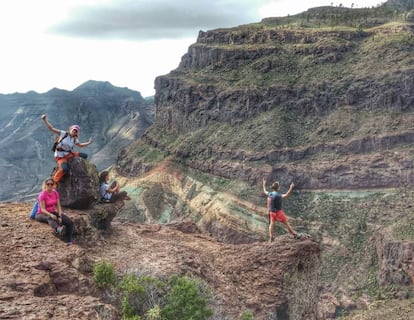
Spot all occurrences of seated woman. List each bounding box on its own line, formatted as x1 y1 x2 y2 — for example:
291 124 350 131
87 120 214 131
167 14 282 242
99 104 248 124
35 178 74 245
99 171 131 202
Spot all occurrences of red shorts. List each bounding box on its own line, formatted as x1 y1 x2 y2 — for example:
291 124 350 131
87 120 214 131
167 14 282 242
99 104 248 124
269 210 287 224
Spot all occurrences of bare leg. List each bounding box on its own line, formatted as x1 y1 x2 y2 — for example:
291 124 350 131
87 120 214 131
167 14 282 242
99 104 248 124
268 220 275 242
282 220 296 236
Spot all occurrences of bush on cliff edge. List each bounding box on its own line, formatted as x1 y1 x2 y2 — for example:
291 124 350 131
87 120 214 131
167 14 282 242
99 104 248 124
92 261 213 320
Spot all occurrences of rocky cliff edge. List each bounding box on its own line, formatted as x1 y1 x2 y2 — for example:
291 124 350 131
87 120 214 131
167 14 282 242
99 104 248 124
0 201 320 319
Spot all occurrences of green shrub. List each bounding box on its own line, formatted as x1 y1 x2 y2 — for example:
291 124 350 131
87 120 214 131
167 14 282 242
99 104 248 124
136 276 166 311
92 261 116 288
161 275 213 320
240 310 254 320
119 274 167 319
116 273 212 320
119 274 147 318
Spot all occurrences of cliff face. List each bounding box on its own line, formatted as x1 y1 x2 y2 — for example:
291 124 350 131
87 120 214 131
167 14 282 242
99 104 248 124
150 23 414 190
117 4 414 232
115 3 414 318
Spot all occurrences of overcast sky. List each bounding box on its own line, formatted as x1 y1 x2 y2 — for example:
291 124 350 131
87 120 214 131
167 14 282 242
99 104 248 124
0 0 384 97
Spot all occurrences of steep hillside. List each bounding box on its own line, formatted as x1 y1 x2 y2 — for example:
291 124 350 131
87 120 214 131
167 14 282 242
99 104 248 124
114 1 414 318
0 81 153 201
123 6 414 191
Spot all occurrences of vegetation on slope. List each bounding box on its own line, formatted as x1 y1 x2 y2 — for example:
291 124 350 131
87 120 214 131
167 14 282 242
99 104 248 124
118 3 414 317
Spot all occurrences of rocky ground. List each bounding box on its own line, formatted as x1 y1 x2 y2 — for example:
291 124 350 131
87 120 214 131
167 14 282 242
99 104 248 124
2 201 414 319
0 202 320 320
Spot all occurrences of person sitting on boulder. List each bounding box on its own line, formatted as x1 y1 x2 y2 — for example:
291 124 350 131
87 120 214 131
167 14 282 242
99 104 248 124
41 113 93 187
263 178 302 242
35 178 74 245
99 171 131 202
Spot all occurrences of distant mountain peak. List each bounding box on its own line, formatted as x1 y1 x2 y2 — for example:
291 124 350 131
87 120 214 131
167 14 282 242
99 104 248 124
73 80 142 98
74 80 116 91
46 87 69 94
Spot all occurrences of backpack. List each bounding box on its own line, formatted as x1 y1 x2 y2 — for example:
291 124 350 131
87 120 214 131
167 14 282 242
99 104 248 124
267 191 281 213
51 132 69 152
29 200 39 220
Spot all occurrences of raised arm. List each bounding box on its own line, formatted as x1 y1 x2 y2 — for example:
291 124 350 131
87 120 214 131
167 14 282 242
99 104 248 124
262 178 269 196
76 137 93 148
282 182 295 198
41 114 60 135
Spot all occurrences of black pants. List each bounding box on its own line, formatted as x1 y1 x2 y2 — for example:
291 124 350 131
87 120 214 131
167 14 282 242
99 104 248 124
35 212 74 243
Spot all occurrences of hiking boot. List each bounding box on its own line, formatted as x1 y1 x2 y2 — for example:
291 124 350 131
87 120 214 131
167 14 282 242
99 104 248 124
293 233 303 240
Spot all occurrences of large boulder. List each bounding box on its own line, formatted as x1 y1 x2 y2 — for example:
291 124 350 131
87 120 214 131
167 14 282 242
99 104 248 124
53 156 125 239
57 157 100 209
63 201 125 242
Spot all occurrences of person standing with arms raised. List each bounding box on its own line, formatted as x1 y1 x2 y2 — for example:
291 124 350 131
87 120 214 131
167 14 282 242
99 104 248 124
41 114 93 187
263 178 303 242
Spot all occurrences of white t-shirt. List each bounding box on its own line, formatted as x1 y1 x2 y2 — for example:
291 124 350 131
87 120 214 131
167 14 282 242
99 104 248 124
54 130 78 157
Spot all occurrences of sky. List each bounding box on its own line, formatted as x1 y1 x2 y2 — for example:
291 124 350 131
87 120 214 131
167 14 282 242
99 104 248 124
0 0 384 97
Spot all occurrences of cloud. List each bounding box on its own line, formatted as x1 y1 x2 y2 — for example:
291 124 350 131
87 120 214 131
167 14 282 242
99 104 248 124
48 0 263 40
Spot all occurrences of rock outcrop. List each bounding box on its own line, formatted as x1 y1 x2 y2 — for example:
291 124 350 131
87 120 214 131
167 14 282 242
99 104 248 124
58 157 100 209
376 230 414 292
43 157 125 240
0 162 130 318
0 202 121 319
0 202 321 319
